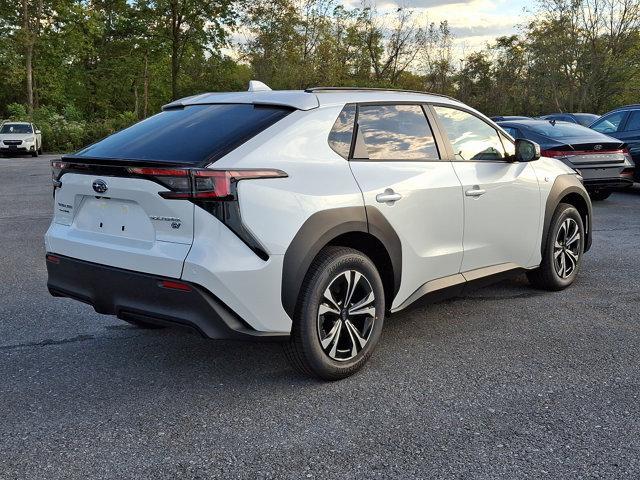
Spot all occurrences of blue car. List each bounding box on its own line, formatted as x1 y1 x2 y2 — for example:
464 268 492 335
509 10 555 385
497 119 635 200
589 105 640 182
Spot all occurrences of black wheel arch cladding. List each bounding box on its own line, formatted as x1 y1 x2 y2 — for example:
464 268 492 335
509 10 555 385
281 206 402 319
543 174 593 254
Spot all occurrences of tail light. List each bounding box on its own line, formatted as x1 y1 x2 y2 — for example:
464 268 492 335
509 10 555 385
621 168 635 178
127 167 287 200
622 148 634 164
51 160 68 188
540 150 570 159
128 166 287 261
541 149 627 159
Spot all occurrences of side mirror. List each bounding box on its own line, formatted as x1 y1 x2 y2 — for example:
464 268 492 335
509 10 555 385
35 129 41 134
515 138 540 162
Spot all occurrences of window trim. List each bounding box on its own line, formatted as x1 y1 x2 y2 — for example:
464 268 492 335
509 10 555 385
348 102 445 163
427 103 514 163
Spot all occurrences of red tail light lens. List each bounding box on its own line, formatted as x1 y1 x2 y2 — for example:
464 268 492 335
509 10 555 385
541 149 626 159
126 167 287 200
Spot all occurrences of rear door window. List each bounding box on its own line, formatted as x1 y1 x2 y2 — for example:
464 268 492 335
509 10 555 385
75 104 292 165
623 111 640 132
434 106 506 161
353 104 440 160
591 111 626 134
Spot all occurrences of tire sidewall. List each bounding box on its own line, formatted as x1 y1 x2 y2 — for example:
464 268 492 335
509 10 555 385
297 250 385 378
544 204 584 289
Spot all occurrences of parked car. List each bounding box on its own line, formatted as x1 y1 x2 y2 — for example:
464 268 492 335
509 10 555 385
589 105 640 182
45 85 592 380
0 121 42 157
497 119 635 200
490 115 532 122
539 113 599 127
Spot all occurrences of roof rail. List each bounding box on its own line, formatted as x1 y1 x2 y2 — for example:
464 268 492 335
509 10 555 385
304 86 457 101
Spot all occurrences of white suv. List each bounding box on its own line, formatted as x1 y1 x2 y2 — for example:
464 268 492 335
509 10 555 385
45 85 592 379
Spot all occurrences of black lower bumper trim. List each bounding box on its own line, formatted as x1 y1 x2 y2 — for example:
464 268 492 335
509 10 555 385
583 177 634 189
46 254 288 341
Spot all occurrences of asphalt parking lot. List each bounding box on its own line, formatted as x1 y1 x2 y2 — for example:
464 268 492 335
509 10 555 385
1 154 639 479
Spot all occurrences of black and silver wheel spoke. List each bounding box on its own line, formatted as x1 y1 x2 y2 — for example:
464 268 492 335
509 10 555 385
317 269 376 362
553 217 581 279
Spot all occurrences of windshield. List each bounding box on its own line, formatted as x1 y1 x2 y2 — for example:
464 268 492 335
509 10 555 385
528 121 594 139
75 104 292 164
1 124 32 134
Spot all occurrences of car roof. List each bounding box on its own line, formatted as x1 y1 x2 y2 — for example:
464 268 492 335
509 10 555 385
1 121 31 125
163 88 467 112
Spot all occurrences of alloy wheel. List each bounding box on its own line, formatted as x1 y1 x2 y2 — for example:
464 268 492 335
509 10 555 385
554 218 581 279
316 270 376 362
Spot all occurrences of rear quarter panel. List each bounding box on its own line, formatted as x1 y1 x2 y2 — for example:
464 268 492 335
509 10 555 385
213 106 364 255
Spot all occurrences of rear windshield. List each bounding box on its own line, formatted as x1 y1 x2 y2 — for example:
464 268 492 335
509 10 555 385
1 123 32 134
75 104 292 164
528 121 594 139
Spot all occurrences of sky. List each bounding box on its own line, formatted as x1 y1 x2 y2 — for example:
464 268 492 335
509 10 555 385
345 0 532 55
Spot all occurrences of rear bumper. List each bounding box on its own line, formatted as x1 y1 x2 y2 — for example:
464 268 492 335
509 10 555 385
46 254 288 341
583 177 634 190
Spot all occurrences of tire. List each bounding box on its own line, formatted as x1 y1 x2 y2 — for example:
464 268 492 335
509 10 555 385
527 203 585 291
38 146 43 154
284 246 386 380
589 190 611 201
31 149 38 157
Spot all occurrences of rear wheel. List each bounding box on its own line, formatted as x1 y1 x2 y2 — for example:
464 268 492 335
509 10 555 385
284 246 385 380
527 203 584 291
589 190 611 201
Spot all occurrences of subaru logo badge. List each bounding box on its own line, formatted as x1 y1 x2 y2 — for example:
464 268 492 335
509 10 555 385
92 179 108 194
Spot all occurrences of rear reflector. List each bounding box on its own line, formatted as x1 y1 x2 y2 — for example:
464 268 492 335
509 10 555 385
621 168 635 177
46 254 60 264
158 280 192 292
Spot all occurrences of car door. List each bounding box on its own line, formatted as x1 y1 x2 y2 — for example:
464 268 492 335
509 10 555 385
345 103 464 310
616 110 640 164
430 104 541 274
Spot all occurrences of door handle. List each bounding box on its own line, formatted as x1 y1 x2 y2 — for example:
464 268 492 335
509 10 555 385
465 187 486 197
376 188 402 205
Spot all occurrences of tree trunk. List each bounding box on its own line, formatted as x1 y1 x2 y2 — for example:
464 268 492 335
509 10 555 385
170 2 180 101
22 0 34 114
143 53 149 118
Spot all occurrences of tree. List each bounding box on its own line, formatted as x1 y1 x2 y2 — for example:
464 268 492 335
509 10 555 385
140 0 237 100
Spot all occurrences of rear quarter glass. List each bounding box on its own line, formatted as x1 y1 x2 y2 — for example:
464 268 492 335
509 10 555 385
74 104 293 166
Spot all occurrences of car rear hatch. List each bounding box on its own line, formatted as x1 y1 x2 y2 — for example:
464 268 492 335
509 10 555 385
45 103 294 278
48 160 196 277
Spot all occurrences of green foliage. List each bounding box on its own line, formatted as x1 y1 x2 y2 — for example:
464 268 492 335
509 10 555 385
6 103 27 120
